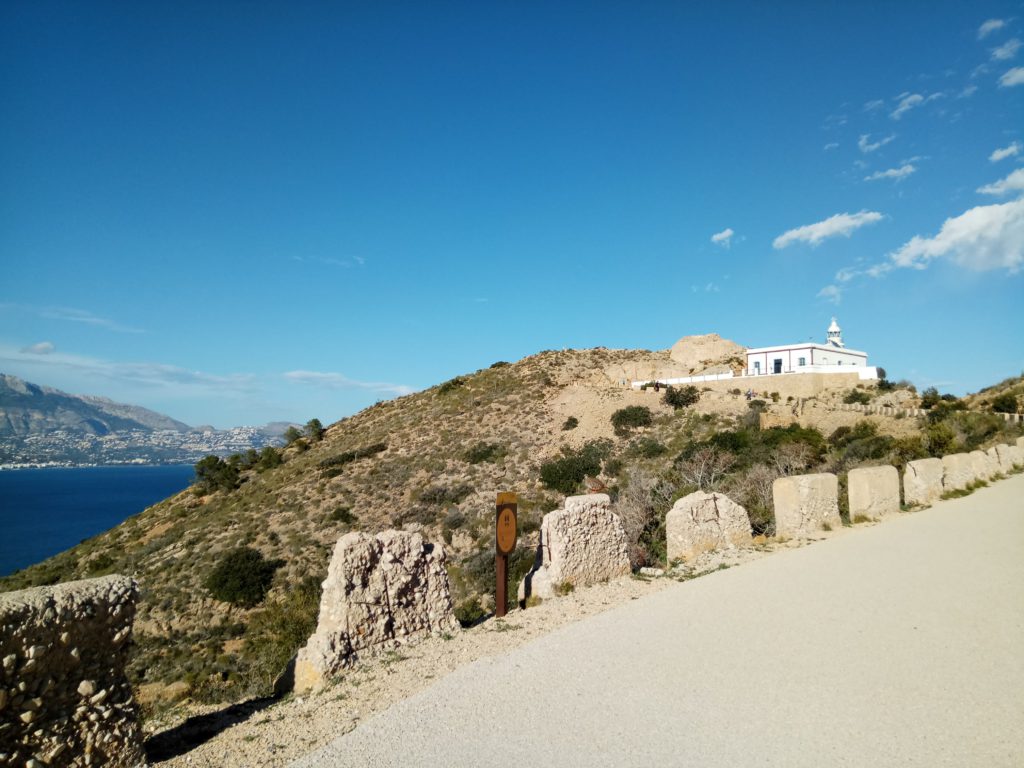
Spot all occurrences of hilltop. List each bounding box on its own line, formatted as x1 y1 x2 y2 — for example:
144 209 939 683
0 342 1020 710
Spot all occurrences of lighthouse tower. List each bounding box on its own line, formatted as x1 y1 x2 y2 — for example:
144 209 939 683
826 317 845 348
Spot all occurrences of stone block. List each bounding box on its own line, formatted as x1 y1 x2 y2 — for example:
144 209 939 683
994 444 1017 474
665 491 752 562
903 458 943 507
294 530 458 692
848 465 900 519
0 575 144 768
519 494 629 601
969 450 996 483
772 473 840 537
941 453 974 492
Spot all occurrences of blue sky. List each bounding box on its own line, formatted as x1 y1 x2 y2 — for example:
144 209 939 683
1 1 1022 428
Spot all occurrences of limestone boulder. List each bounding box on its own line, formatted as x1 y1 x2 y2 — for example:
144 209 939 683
772 473 840 537
941 453 974 492
969 450 996 483
903 458 943 507
669 333 745 373
994 444 1017 474
294 531 458 692
665 491 752 562
848 465 900 520
986 447 1001 476
519 494 630 601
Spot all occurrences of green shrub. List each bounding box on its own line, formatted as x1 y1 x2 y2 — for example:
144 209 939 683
454 597 486 627
843 390 872 405
243 575 321 694
420 484 474 505
539 441 610 494
562 416 579 431
256 446 282 473
283 426 303 445
194 456 240 494
205 548 283 608
630 437 667 459
464 442 505 464
992 393 1019 414
318 442 387 473
305 418 325 442
663 385 700 410
328 506 357 525
438 376 467 395
489 361 510 369
611 406 653 437
925 422 957 456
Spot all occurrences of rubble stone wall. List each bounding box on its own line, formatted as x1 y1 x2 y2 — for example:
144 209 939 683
0 575 144 768
294 531 458 693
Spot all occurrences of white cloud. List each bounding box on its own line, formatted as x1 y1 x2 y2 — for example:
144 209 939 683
990 142 1022 162
858 133 894 153
863 99 885 112
284 370 414 396
0 303 144 334
887 198 1024 272
977 168 1024 195
864 164 917 182
889 92 942 120
959 84 978 98
823 142 839 151
0 345 257 392
773 211 884 249
1000 67 1024 86
710 228 734 247
20 341 55 355
992 38 1022 60
817 285 842 304
978 19 1008 40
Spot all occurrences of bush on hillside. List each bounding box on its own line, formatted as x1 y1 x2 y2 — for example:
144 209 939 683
463 442 506 464
991 392 1019 414
305 418 325 442
256 446 282 473
437 376 467 395
194 455 240 494
843 390 872 405
663 385 700 410
419 483 474 506
283 426 303 445
562 416 579 431
539 441 611 494
611 406 653 437
205 547 284 608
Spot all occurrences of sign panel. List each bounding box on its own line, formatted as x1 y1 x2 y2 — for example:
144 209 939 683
495 492 518 555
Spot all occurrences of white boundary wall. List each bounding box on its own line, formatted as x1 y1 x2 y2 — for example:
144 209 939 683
632 365 879 390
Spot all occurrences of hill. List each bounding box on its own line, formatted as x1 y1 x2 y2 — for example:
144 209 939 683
0 344 1020 709
0 373 191 436
0 374 293 466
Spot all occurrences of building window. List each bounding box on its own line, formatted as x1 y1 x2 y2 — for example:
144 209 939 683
754 361 760 373
798 357 806 366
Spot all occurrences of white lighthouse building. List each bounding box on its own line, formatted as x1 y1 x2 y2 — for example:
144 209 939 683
744 317 875 377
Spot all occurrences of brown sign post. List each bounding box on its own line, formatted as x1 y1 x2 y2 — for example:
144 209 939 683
495 492 518 618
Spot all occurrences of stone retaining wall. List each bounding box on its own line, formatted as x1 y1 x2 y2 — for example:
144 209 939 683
0 575 144 768
848 466 899 519
772 473 840 537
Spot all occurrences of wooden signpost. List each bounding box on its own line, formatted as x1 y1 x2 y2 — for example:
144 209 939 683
495 492 518 618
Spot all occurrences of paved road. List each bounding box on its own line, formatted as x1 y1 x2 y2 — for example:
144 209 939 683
294 475 1024 767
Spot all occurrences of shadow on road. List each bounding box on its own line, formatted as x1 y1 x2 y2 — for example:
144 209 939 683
145 695 277 762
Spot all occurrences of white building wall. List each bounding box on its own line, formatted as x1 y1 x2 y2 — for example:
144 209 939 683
745 344 867 376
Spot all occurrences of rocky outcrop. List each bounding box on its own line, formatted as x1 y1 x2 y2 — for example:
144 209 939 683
293 531 458 693
772 473 840 537
903 458 943 507
848 465 900 519
519 494 630 602
0 575 144 768
941 453 974 492
668 334 745 373
665 491 752 562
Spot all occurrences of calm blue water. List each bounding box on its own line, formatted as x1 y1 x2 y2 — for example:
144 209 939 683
0 465 195 577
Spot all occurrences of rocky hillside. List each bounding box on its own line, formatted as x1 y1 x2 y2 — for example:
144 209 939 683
0 374 191 436
1 342 1020 709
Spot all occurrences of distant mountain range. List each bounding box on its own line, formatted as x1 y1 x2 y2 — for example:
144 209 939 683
0 374 294 467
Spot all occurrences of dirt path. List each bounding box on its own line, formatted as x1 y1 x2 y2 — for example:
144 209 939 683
293 475 1024 767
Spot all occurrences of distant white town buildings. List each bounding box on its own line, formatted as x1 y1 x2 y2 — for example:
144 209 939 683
745 318 872 376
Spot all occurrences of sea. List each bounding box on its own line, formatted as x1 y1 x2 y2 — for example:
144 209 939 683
0 464 195 578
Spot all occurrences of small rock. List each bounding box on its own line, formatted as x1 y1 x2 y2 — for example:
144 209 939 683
1 654 15 671
19 710 35 724
27 645 47 660
639 567 665 577
78 680 96 697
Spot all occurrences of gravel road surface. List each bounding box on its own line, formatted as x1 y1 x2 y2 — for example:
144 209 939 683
294 475 1024 767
